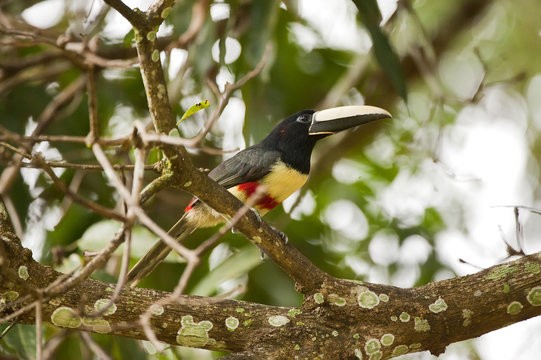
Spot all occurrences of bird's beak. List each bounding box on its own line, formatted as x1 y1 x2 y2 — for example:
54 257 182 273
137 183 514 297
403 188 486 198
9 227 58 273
309 105 391 135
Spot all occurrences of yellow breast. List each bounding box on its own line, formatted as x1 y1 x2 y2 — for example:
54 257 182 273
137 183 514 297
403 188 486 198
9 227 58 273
261 161 308 203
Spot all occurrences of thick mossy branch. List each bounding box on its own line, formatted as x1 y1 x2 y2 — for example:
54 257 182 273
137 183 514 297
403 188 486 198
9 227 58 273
2 207 541 359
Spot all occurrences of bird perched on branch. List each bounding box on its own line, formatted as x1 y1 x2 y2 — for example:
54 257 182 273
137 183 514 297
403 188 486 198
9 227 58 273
127 105 391 285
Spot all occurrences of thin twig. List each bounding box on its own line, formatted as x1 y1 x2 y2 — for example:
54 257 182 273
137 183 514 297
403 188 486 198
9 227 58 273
167 0 209 50
187 44 272 147
491 205 541 216
41 330 68 360
80 332 112 360
31 152 126 221
92 143 133 203
134 207 197 262
86 65 100 145
91 147 146 317
0 195 23 239
0 76 86 195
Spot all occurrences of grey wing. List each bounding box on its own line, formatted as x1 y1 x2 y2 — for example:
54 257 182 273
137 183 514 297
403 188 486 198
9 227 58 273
208 146 281 189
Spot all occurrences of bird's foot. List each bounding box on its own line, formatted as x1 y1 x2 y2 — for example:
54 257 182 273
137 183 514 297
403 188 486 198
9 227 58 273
270 225 288 244
250 207 263 225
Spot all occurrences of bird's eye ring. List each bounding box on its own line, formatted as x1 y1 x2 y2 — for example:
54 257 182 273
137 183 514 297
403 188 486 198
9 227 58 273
296 114 311 123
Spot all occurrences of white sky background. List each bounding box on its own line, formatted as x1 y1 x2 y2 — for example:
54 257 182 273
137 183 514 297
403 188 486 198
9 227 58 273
19 1 541 359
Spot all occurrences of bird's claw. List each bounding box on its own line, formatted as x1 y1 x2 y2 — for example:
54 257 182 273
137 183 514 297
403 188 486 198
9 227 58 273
270 226 288 244
250 207 263 225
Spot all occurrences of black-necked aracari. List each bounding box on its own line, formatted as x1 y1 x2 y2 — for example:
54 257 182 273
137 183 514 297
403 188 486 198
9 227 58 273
127 105 391 285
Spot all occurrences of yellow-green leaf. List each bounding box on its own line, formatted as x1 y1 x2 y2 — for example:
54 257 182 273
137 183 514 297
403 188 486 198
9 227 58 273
177 100 210 125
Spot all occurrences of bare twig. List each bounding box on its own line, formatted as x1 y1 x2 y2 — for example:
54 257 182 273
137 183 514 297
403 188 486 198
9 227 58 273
167 0 210 50
0 195 22 239
41 331 68 360
31 152 126 221
80 332 112 360
0 76 86 195
186 44 272 147
86 65 100 145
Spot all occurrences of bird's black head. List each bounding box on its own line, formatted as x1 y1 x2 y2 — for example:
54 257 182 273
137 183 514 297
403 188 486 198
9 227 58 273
261 105 391 174
260 110 318 174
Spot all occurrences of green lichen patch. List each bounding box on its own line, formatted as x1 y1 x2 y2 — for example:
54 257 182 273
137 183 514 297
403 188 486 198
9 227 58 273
235 307 245 313
18 266 29 280
268 315 290 327
354 348 363 359
161 7 172 19
225 316 239 331
390 315 398 322
328 293 347 306
353 333 360 339
409 343 422 349
378 294 389 302
462 309 473 327
485 264 518 281
428 297 448 313
82 317 112 333
51 307 82 329
150 304 165 316
176 315 214 347
313 293 325 304
252 236 262 244
507 301 523 315
369 351 382 360
332 330 339 337
380 333 395 346
414 317 430 332
146 31 156 41
288 308 302 318
364 338 381 354
358 288 380 309
94 299 117 316
392 344 409 356
399 312 410 322
243 319 253 327
526 286 541 306
524 261 541 275
503 283 510 294
151 50 160 62
1 290 19 303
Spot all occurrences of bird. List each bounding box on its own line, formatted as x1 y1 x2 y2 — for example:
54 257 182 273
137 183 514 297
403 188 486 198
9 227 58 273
127 105 391 286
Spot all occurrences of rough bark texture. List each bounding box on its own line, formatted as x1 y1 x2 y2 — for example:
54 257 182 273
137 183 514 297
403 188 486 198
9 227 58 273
2 203 541 359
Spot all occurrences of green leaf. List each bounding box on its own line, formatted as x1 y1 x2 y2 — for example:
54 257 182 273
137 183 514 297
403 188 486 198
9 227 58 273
123 29 135 48
77 220 184 263
190 245 262 296
177 100 210 125
352 0 408 101
0 324 36 360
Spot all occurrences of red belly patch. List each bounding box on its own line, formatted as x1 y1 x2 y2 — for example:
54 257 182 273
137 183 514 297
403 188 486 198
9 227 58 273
184 182 280 213
237 182 279 210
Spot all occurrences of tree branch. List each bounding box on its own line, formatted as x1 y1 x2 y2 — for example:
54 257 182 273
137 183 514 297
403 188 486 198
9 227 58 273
2 198 541 358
